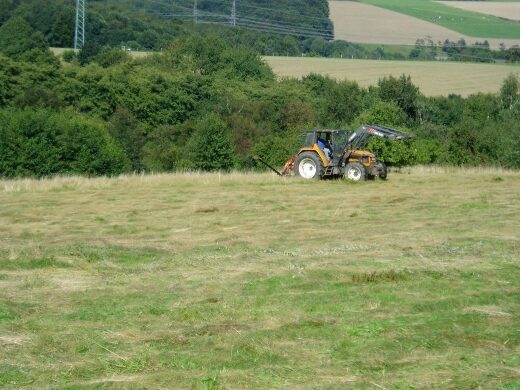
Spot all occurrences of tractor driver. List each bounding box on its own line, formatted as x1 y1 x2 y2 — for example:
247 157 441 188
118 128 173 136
317 135 332 161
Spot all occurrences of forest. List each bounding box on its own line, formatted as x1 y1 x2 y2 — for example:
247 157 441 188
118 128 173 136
0 4 519 178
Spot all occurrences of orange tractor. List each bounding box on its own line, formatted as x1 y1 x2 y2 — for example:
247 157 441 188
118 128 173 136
258 125 409 181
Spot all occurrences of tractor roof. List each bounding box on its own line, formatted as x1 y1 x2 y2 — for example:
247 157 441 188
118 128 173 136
307 129 347 134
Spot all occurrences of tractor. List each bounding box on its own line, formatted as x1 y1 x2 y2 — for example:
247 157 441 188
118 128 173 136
274 125 409 181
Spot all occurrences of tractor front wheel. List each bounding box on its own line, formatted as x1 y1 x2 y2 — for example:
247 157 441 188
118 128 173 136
294 152 323 180
344 162 366 182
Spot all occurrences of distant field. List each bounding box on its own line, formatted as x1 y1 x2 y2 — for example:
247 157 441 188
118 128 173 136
1 168 519 388
329 1 520 48
266 56 520 96
437 1 520 21
357 0 520 39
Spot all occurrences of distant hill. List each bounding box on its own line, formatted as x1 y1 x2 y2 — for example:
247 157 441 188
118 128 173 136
0 0 333 51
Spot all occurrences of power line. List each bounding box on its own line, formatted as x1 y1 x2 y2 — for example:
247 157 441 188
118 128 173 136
74 0 86 50
155 2 332 39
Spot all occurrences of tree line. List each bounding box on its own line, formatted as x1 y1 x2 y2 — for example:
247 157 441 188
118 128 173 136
0 18 519 178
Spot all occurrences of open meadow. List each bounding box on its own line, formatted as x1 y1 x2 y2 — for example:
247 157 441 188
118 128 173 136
1 169 519 388
265 56 520 97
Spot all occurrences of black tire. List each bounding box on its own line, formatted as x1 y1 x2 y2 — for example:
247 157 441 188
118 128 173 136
379 162 388 180
344 162 366 182
294 152 323 180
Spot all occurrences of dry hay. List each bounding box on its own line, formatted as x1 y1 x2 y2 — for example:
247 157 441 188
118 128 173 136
329 1 520 49
437 1 520 22
265 56 520 97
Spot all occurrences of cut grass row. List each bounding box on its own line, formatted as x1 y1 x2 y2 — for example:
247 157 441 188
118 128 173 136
356 0 520 39
1 168 519 388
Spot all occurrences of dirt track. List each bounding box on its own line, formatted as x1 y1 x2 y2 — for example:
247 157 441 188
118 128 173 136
329 1 520 49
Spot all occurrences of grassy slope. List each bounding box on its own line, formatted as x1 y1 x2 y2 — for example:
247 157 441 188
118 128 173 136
1 169 519 388
266 56 520 97
358 0 520 38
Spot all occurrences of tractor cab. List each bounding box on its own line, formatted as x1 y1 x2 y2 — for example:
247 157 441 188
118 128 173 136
302 129 349 163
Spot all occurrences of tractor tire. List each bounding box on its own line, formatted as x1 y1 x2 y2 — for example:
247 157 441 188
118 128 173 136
344 162 366 182
379 162 388 180
294 152 323 180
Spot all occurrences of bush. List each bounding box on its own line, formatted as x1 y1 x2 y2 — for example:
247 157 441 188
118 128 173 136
62 50 77 63
0 108 129 178
352 101 405 128
367 137 441 167
188 114 236 171
376 74 420 120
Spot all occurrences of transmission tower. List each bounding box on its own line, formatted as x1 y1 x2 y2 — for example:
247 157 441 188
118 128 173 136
193 0 198 24
74 0 86 50
230 0 236 26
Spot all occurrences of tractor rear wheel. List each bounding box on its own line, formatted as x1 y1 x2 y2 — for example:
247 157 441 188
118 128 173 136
344 162 366 182
294 152 323 180
379 162 388 180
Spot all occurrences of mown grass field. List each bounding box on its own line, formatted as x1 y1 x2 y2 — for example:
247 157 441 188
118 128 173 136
356 0 520 39
1 168 519 388
266 56 520 97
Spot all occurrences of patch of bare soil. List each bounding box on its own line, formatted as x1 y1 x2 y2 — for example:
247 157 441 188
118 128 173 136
437 1 520 22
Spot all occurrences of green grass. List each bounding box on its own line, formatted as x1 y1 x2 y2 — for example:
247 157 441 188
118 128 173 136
359 0 520 39
0 168 519 388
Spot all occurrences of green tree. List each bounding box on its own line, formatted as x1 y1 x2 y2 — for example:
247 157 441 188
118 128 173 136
352 101 405 128
321 80 364 126
377 74 420 120
78 41 102 66
188 114 235 171
0 108 129 178
0 16 48 58
92 46 131 68
108 107 145 171
142 123 192 172
499 73 519 110
0 54 19 107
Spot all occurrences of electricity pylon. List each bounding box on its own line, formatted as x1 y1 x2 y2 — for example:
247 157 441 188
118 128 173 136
74 0 86 50
231 0 236 26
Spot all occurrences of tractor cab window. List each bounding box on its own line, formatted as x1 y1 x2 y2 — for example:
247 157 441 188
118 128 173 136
333 131 349 150
303 132 315 147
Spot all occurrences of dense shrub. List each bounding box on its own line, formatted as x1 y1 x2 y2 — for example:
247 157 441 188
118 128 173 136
188 114 236 171
0 109 129 178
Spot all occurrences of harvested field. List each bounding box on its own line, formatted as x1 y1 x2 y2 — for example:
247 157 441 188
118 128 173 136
437 1 520 22
1 169 519 388
329 1 520 49
266 56 520 97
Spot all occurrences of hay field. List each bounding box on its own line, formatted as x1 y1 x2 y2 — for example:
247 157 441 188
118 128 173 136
265 56 520 97
437 1 520 21
329 1 520 49
1 169 519 388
